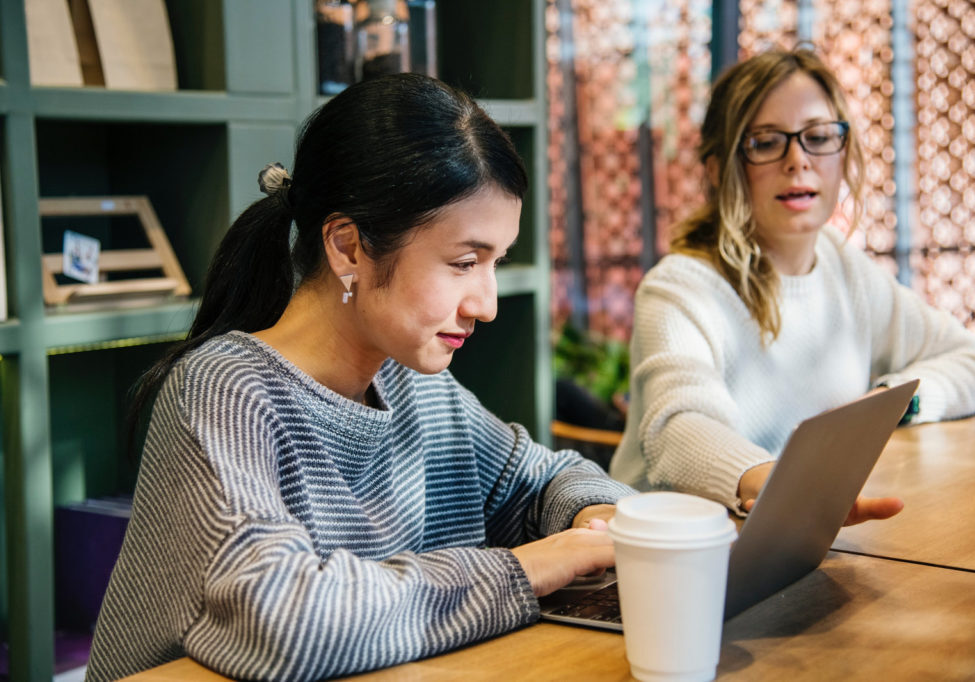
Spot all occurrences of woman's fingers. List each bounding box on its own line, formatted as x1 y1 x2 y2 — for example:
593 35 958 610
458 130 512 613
510 528 615 597
843 495 904 526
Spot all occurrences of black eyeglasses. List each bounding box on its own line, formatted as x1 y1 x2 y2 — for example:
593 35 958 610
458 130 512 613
740 121 850 165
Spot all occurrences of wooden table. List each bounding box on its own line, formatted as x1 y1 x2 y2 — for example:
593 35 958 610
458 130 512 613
832 418 975 570
123 419 975 681
123 553 975 681
334 551 975 681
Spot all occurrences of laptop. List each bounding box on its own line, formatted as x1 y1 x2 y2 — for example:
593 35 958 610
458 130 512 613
539 379 920 630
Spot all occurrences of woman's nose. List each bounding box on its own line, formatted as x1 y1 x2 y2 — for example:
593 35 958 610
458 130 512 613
460 271 498 323
782 135 811 171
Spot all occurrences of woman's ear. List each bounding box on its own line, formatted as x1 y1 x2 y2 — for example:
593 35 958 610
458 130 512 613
322 214 362 275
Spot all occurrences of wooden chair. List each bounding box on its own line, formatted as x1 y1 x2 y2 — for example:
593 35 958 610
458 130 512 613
551 419 623 472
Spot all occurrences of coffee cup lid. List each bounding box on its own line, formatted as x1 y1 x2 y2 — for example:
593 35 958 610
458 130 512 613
608 492 736 548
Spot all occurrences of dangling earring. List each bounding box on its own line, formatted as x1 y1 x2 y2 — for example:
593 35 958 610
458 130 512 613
340 273 354 304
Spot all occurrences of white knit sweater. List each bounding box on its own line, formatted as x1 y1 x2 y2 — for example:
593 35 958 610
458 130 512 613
610 226 975 510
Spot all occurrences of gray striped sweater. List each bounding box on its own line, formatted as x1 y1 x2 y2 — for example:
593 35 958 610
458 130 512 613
87 331 633 681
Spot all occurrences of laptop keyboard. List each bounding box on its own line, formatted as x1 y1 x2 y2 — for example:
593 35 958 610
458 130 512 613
546 582 622 625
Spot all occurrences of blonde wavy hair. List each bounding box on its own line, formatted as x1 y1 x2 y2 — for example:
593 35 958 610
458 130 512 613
670 47 865 341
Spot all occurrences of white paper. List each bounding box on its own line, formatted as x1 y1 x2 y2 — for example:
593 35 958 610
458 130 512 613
63 230 101 284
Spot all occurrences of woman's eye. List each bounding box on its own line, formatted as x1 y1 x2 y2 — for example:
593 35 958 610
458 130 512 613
452 261 476 272
750 136 781 151
804 134 832 149
494 256 511 269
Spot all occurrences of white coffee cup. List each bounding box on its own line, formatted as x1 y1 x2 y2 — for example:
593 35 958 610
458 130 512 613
608 492 737 682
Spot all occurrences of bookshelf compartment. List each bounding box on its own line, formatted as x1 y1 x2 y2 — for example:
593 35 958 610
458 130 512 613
36 119 229 300
438 0 533 100
48 342 174 509
24 0 226 94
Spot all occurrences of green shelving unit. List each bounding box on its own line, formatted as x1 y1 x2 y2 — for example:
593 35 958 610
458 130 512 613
0 1 550 680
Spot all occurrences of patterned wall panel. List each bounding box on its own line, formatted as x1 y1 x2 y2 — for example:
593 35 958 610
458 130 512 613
738 0 799 56
546 0 710 341
546 0 648 341
645 0 711 255
913 0 975 326
812 0 900 265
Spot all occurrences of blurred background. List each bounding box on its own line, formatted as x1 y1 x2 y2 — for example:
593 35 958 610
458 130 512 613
546 0 974 436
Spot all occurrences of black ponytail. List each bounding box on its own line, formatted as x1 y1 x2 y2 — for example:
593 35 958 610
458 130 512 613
190 197 294 339
125 195 293 454
126 72 527 456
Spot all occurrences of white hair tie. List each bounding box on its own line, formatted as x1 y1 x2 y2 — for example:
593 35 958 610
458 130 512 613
258 162 292 198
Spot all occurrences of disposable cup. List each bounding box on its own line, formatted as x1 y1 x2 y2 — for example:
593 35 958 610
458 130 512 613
608 492 737 682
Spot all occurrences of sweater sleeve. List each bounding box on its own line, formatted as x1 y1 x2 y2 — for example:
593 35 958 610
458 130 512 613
449 377 635 545
621 268 775 510
187 517 535 681
175 366 542 681
843 240 975 423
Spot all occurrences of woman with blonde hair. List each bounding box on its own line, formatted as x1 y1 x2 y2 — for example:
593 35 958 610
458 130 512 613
609 47 975 519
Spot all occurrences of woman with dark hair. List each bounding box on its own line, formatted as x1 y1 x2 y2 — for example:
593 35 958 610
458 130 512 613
87 74 633 682
610 47 975 521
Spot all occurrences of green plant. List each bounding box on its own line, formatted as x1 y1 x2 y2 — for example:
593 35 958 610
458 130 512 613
553 324 630 405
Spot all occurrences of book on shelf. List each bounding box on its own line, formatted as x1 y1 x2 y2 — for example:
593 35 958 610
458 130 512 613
85 0 178 90
25 0 86 87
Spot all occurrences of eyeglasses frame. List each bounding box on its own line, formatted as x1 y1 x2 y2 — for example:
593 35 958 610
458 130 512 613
739 120 850 165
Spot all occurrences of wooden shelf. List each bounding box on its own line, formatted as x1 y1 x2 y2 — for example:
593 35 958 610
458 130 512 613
30 87 297 124
43 300 196 352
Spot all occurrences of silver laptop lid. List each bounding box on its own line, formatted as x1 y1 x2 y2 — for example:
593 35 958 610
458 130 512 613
723 379 920 620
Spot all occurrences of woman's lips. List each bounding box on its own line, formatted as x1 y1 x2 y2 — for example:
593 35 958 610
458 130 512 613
776 190 818 211
437 333 468 349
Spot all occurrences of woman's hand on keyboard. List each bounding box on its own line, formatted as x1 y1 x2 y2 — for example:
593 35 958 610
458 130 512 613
511 526 615 597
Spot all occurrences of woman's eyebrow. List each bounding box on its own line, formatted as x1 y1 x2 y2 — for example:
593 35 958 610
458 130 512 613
456 239 494 251
455 239 517 252
747 116 834 132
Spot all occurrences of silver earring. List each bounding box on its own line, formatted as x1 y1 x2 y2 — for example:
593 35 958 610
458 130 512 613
340 273 354 304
